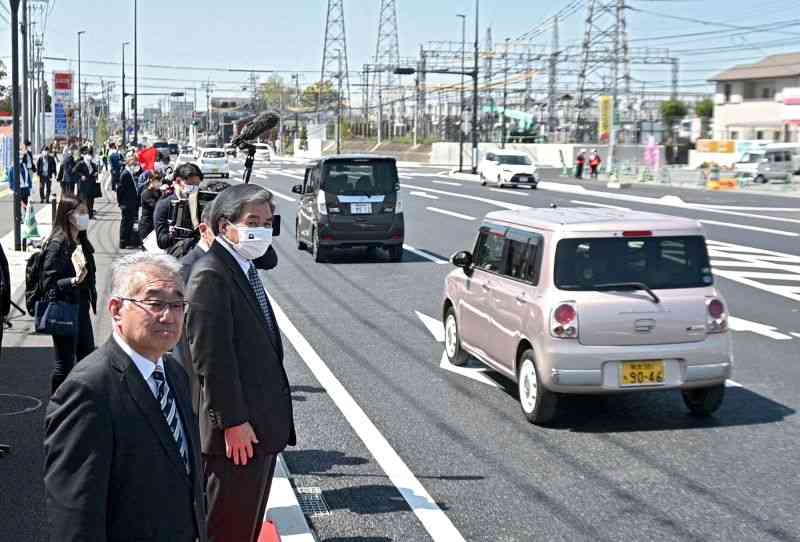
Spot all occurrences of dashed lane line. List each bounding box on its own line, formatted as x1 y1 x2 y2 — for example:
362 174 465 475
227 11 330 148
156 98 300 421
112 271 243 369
269 294 467 542
403 243 449 264
426 207 476 221
409 191 439 200
432 180 462 187
698 219 798 237
489 188 529 197
570 200 630 210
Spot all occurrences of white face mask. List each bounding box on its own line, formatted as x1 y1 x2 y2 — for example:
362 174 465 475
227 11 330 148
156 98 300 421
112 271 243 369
227 225 272 260
73 213 90 231
180 183 199 197
83 154 92 163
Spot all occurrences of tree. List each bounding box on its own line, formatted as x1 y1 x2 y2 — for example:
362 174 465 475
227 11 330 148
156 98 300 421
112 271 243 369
259 75 291 111
659 99 688 127
95 113 109 145
301 80 339 109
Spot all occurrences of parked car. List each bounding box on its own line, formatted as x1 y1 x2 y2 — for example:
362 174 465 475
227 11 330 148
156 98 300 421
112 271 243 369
254 143 271 162
196 148 230 178
478 150 538 188
735 145 800 183
442 207 732 425
176 150 197 166
291 155 404 262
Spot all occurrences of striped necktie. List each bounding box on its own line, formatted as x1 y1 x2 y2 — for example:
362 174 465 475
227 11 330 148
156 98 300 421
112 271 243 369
152 368 189 473
247 263 278 342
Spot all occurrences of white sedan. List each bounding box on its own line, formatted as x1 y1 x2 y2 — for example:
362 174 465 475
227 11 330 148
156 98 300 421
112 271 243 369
197 148 230 178
479 150 538 189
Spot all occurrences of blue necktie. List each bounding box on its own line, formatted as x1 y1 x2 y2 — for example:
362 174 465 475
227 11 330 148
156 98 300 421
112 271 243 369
152 368 189 473
247 263 279 342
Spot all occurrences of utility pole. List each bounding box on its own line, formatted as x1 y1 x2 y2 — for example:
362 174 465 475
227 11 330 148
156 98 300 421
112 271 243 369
122 41 129 146
10 0 22 250
457 13 466 172
471 0 480 174
133 0 138 146
336 55 342 154
501 37 509 149
21 0 29 144
77 30 85 141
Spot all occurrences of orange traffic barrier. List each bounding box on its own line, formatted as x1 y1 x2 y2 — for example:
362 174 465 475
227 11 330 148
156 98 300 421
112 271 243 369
257 521 282 542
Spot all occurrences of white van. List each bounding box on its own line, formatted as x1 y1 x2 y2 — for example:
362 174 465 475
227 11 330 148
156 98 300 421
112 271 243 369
735 144 800 183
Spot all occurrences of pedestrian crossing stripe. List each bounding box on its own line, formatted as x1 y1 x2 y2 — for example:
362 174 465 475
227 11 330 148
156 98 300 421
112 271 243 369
707 239 800 302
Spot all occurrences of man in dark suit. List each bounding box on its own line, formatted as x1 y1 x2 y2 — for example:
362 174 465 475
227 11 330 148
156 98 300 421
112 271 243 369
36 146 57 203
186 184 294 542
117 156 141 249
44 253 207 542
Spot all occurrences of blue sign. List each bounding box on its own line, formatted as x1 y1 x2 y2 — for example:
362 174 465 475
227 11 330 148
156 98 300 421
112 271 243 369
54 102 67 137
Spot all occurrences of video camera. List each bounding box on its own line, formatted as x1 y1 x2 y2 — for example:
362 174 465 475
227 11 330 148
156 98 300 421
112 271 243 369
167 191 218 239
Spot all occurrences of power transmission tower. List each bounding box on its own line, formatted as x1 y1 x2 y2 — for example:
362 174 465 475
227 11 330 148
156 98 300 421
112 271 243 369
575 0 631 144
318 0 351 120
372 0 400 141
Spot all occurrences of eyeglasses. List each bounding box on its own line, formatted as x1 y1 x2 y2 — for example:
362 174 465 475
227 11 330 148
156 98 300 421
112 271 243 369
118 298 188 315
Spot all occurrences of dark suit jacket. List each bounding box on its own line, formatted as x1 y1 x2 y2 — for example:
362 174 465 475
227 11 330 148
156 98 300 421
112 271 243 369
154 193 178 249
186 241 295 455
117 169 140 211
44 338 207 542
57 154 76 183
36 155 57 179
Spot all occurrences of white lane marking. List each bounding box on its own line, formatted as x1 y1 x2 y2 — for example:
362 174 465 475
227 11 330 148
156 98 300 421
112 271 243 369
537 181 800 225
274 171 304 180
401 183 529 211
570 200 630 210
725 380 743 388
409 191 439 200
415 310 445 342
267 189 296 202
432 180 463 187
728 316 793 340
693 204 800 212
439 352 501 388
792 332 800 339
708 240 800 302
403 243 449 264
269 295 467 542
490 188 529 197
399 174 415 179
426 207 476 221
698 219 798 237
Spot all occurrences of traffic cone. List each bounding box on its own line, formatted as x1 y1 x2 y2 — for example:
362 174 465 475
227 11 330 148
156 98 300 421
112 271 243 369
22 202 39 240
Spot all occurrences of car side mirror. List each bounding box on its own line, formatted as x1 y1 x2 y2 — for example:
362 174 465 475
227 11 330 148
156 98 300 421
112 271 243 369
272 215 281 237
292 184 303 194
451 250 473 272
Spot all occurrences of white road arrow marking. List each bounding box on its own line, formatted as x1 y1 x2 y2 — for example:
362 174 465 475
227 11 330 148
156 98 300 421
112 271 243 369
415 310 445 342
728 316 792 340
409 190 439 200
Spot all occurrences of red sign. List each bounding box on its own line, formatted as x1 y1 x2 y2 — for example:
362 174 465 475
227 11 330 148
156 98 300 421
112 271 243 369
54 71 73 91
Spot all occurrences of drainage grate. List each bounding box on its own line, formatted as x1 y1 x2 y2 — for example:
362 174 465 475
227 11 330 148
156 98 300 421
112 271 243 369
295 486 331 517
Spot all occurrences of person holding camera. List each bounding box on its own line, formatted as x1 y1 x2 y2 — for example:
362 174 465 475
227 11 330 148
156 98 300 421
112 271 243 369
139 171 164 242
153 163 203 253
39 194 97 393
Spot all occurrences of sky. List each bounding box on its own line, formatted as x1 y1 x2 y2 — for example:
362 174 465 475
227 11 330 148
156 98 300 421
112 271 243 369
1 0 799 111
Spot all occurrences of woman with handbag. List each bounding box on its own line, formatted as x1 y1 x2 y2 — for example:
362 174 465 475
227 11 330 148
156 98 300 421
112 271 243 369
39 194 97 393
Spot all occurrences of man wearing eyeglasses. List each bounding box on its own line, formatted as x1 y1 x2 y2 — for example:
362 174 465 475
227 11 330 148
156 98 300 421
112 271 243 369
44 253 207 542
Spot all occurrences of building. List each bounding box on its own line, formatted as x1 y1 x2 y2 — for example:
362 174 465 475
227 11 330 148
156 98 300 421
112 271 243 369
709 53 800 142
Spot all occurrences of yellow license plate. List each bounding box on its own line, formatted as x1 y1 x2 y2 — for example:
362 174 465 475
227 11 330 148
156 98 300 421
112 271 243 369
619 361 665 386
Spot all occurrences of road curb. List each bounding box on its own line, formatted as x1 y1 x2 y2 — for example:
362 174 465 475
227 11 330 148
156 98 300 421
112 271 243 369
263 454 317 542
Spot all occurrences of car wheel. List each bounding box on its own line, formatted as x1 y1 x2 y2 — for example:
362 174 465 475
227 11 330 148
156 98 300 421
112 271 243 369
480 172 487 186
388 245 403 262
497 175 503 187
681 384 725 417
311 228 328 262
754 174 767 184
444 306 469 366
296 220 308 250
517 350 558 425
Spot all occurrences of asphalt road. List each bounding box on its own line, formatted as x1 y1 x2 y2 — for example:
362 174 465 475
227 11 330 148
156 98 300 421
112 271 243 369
239 158 800 542
2 160 799 541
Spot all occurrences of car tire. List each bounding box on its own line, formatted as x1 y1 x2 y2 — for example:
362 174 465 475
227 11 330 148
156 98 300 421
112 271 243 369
517 350 558 425
296 220 308 250
312 228 328 263
388 245 403 262
444 306 469 366
681 384 725 417
497 175 503 187
480 172 487 186
754 174 767 184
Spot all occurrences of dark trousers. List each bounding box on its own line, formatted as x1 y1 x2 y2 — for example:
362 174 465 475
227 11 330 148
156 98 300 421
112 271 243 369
120 206 138 247
39 177 52 202
50 302 95 394
204 451 277 542
60 182 75 197
575 163 584 178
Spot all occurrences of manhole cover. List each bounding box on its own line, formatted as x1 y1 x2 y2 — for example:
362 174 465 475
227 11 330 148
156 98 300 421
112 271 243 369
295 486 331 517
0 394 43 416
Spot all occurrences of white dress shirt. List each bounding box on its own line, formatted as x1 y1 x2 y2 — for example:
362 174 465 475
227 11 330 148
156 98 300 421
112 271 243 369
217 236 251 276
113 332 186 442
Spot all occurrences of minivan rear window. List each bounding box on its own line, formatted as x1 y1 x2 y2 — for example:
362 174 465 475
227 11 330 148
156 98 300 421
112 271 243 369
322 160 398 195
554 236 713 290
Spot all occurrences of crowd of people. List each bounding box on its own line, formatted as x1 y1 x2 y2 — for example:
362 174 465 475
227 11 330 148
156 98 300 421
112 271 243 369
0 136 293 542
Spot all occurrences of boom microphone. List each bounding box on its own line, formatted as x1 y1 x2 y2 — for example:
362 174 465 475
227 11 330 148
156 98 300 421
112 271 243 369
230 111 280 148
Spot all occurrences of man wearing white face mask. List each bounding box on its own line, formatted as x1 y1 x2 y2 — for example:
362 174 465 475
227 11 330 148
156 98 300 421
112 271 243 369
154 162 203 251
185 184 294 542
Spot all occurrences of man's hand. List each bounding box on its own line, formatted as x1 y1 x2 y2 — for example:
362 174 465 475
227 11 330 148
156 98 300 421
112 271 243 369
224 422 259 466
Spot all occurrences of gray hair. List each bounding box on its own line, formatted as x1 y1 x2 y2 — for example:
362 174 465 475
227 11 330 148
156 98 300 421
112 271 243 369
110 252 184 298
210 183 275 235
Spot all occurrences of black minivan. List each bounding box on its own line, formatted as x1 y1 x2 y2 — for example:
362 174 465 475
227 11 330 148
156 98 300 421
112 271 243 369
292 155 405 262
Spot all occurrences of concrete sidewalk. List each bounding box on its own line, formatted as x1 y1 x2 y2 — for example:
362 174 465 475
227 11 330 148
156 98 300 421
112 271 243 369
0 193 316 542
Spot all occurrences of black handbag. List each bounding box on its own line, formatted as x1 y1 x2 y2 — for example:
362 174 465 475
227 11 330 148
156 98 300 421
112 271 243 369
34 291 79 336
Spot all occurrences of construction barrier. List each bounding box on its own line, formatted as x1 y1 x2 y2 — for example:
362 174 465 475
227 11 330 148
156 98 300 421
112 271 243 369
707 178 738 190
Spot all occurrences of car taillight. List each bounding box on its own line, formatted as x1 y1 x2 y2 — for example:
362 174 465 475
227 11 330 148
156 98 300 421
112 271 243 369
550 302 578 339
317 191 328 215
706 298 727 333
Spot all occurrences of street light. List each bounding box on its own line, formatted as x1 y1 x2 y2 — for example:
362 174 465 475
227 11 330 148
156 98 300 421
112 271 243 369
502 37 510 149
77 30 86 141
133 0 139 146
122 41 129 146
457 14 466 172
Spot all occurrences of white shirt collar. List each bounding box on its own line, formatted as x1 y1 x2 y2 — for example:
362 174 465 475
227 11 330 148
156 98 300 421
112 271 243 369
217 236 251 275
113 332 164 382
